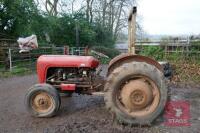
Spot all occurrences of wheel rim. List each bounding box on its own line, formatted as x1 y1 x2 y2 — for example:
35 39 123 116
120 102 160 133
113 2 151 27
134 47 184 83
117 76 160 118
31 91 54 114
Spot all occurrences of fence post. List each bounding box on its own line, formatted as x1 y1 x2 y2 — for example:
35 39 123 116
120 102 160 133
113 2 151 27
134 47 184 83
85 46 89 56
186 37 190 57
72 47 74 55
64 46 69 55
8 48 12 71
29 51 32 70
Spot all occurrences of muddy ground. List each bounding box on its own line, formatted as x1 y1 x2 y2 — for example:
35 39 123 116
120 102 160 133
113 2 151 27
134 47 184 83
0 68 200 133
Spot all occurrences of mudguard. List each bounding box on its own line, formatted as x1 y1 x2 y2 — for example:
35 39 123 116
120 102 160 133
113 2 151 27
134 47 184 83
108 54 163 76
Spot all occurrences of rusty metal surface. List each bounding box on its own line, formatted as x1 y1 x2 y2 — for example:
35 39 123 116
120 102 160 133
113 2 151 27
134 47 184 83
120 79 153 111
117 76 160 118
128 7 137 54
32 92 54 113
128 7 137 21
108 54 163 75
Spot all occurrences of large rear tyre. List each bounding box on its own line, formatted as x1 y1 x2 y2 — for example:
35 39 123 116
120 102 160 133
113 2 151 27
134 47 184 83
25 84 61 117
104 62 167 125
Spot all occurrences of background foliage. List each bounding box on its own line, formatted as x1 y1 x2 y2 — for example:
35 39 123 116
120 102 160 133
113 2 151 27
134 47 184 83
139 46 164 61
0 0 136 48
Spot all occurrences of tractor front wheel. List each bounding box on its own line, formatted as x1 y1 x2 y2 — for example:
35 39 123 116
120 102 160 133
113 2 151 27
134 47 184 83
104 62 167 125
25 84 61 117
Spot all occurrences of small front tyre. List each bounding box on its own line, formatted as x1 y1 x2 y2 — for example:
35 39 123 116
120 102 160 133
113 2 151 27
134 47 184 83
25 84 61 117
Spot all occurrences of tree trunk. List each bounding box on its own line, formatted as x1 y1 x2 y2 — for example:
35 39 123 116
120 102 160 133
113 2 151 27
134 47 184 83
45 0 59 16
113 0 124 41
86 0 90 22
102 0 107 27
89 0 94 23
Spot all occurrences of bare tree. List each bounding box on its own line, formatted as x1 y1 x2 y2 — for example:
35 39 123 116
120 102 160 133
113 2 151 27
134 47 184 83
86 0 95 23
45 0 59 16
91 0 136 41
35 0 139 41
37 0 59 16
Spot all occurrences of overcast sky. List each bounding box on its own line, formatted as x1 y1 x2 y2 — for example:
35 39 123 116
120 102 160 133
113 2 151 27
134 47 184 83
138 0 200 35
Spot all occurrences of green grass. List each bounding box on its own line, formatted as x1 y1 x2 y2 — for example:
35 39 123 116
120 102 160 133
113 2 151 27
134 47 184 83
0 66 34 78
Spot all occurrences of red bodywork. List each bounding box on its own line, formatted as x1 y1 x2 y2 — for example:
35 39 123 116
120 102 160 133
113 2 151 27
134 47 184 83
61 84 76 91
37 55 99 83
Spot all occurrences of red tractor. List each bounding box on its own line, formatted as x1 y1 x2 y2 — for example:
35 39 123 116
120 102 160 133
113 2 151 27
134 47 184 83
25 7 168 125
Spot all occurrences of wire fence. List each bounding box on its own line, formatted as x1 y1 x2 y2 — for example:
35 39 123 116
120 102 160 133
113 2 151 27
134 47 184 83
137 44 200 62
117 38 200 61
0 42 199 83
0 46 88 74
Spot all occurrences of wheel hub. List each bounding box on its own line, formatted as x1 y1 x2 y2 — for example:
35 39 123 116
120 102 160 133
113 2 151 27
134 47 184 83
119 78 160 117
32 92 53 113
131 90 145 105
38 98 48 107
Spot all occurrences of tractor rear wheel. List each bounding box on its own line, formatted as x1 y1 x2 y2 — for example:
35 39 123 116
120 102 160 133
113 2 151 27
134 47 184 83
25 84 61 117
104 62 167 125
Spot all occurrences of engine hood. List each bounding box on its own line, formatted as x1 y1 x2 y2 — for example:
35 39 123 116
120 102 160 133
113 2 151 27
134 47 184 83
37 55 99 68
37 55 99 83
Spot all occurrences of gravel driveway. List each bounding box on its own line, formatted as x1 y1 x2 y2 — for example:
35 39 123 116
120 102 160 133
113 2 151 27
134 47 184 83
0 72 200 133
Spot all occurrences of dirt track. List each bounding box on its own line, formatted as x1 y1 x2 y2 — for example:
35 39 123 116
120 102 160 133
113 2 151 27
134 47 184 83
0 73 200 133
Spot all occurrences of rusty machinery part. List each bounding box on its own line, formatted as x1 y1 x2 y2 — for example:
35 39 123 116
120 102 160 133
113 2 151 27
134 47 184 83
107 54 163 76
104 62 167 125
45 67 104 94
128 6 137 54
128 6 137 21
46 67 95 87
25 84 61 117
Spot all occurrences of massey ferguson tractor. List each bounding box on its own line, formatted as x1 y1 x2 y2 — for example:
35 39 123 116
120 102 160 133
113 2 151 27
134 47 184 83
25 7 167 125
